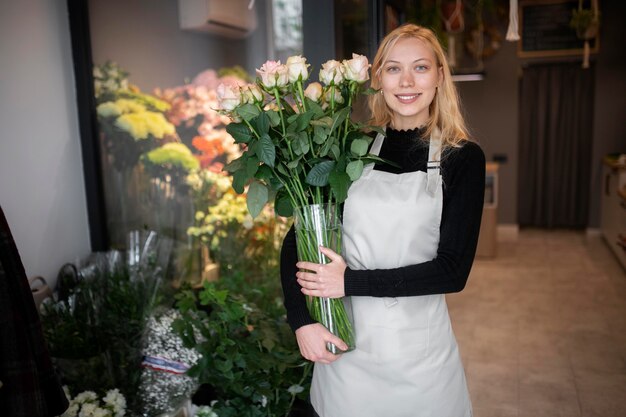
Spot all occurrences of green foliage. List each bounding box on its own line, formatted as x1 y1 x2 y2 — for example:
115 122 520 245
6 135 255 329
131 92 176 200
173 283 312 417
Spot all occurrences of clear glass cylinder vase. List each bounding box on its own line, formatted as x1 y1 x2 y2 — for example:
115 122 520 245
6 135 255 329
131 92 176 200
294 203 355 354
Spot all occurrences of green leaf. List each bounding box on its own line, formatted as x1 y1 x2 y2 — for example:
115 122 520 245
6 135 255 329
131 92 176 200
232 169 248 194
286 156 302 169
235 104 260 122
363 154 401 168
362 87 380 95
246 155 259 177
305 98 324 118
274 191 293 217
330 144 341 160
319 135 336 157
329 171 351 203
306 160 335 186
346 159 364 180
313 125 328 144
257 133 276 167
310 116 333 128
276 163 288 176
292 132 309 156
255 164 273 181
247 180 269 218
223 155 245 173
226 123 254 144
350 139 368 157
252 112 270 135
296 111 315 132
266 109 281 127
329 107 350 135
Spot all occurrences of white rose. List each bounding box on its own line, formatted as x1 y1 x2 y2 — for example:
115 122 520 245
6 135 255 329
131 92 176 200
256 60 289 88
286 55 309 83
216 83 242 111
319 60 344 85
342 53 370 83
242 84 264 104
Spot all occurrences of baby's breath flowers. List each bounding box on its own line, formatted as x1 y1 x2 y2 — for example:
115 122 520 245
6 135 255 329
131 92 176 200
61 388 126 417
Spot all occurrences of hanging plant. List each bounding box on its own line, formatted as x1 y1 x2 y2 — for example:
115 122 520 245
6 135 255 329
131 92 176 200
569 0 600 68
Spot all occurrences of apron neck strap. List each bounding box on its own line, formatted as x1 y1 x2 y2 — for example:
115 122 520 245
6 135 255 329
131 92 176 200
370 133 385 156
426 129 442 196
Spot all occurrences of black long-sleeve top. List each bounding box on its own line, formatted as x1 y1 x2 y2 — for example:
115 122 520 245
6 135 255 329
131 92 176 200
280 127 486 332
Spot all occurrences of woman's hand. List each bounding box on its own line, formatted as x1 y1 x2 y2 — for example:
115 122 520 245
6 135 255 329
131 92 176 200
295 323 349 364
296 246 346 298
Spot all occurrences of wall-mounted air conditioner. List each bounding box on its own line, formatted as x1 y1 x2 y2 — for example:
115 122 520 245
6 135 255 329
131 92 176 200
178 0 258 39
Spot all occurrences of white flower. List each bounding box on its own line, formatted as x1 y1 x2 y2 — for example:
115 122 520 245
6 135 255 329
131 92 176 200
256 60 289 89
286 55 309 83
319 60 344 85
91 408 109 417
103 388 126 414
243 84 264 103
74 391 98 404
288 384 305 395
342 53 370 83
259 395 268 408
78 403 97 417
216 83 242 112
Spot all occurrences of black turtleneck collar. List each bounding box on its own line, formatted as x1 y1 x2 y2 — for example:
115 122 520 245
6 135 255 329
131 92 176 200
385 125 427 143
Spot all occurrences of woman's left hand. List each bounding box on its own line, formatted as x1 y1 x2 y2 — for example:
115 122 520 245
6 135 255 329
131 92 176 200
296 246 346 298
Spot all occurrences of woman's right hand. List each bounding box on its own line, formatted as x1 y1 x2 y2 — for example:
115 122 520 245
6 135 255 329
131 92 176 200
295 323 349 364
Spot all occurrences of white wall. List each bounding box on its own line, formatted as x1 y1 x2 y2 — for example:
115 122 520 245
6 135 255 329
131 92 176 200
0 0 90 288
88 0 268 91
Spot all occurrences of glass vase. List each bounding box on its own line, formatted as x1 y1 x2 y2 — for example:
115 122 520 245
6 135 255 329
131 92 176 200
294 203 355 354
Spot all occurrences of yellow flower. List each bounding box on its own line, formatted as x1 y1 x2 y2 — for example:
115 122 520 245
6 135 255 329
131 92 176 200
145 143 200 172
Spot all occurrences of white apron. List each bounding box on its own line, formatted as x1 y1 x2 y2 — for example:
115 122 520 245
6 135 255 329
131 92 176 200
310 133 472 417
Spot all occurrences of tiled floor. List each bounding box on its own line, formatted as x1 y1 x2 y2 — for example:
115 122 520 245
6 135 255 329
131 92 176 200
447 229 626 417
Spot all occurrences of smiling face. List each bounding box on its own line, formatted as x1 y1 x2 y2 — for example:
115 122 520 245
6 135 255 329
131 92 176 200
380 37 442 130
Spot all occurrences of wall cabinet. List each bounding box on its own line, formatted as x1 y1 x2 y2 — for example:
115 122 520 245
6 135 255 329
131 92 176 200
600 158 626 269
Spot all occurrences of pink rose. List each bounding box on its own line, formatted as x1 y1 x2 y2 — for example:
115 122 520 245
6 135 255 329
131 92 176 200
303 82 323 102
342 53 370 83
216 83 242 111
319 60 344 86
256 60 289 89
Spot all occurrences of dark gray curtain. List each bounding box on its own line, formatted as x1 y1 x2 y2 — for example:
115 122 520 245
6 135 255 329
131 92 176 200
518 63 595 228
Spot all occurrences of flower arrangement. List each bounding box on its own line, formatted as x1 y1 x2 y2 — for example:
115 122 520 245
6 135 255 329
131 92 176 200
60 388 127 417
95 62 176 172
137 309 202 417
217 54 385 352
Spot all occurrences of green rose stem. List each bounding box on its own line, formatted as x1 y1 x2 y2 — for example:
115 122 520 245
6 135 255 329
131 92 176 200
273 87 287 136
293 202 355 354
342 82 357 151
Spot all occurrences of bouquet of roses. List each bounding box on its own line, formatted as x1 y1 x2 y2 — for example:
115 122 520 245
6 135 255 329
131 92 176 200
217 54 387 353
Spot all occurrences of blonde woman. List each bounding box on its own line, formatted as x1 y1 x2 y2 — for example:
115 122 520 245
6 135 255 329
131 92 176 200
280 24 484 417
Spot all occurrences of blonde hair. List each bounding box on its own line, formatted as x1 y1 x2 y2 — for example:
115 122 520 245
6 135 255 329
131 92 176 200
368 24 470 148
